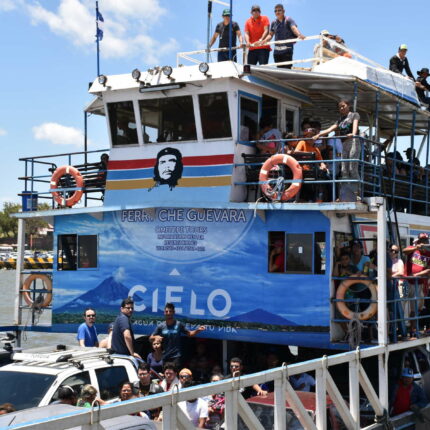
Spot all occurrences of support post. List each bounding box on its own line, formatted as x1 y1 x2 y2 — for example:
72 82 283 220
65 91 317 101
377 199 388 345
14 218 26 342
378 350 389 413
408 110 416 214
224 388 238 430
206 1 212 63
349 349 360 429
228 0 233 61
352 81 358 113
274 368 286 430
315 359 327 430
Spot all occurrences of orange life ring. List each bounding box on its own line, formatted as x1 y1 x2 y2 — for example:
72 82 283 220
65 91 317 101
259 154 302 201
22 274 52 308
50 165 84 207
336 275 377 320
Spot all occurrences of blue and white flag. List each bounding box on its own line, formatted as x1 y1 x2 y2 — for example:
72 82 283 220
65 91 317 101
96 9 104 41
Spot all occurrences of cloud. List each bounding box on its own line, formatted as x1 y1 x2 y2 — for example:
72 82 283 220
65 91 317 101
32 122 86 146
113 266 126 282
0 128 6 136
25 0 179 64
0 0 18 11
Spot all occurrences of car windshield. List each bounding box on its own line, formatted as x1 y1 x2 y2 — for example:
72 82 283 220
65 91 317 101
0 371 56 410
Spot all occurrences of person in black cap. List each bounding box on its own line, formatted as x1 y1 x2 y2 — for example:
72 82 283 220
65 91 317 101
416 68 430 108
209 9 243 62
389 45 414 80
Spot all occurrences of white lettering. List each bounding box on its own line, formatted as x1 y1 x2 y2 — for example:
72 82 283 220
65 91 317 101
190 290 205 316
152 288 159 312
207 289 231 317
128 285 147 312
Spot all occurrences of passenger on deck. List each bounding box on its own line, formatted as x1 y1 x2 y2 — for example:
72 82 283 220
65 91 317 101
160 362 180 391
313 100 361 201
229 357 267 398
119 381 149 419
282 132 299 153
262 3 305 69
98 322 113 349
147 337 163 375
389 45 415 80
178 368 193 388
244 5 270 65
0 403 15 414
206 373 225 430
390 368 428 417
269 239 285 272
333 251 358 278
209 9 243 62
77 384 106 407
178 380 208 428
383 152 407 177
150 302 205 369
403 233 430 337
111 297 142 360
53 386 77 406
291 372 316 392
404 148 423 181
350 240 370 273
76 307 99 347
97 153 109 188
310 120 324 150
256 115 282 154
416 68 430 109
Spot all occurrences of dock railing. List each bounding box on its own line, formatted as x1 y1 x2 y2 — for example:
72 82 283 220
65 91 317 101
8 337 430 430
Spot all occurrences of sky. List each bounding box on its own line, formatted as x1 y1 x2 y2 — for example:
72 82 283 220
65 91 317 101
0 0 428 207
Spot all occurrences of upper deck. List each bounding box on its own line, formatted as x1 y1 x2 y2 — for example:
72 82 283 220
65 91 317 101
17 35 430 218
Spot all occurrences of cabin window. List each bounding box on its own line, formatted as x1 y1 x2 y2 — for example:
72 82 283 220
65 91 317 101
138 96 197 143
239 96 259 142
268 231 326 274
199 92 232 139
108 101 139 146
262 95 279 128
57 234 98 270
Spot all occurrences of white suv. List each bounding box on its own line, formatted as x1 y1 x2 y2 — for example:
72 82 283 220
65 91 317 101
0 346 138 411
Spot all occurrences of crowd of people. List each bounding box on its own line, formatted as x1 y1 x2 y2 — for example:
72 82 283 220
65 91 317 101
333 232 430 341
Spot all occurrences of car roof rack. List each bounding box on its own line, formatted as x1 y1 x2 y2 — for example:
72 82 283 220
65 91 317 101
12 345 111 363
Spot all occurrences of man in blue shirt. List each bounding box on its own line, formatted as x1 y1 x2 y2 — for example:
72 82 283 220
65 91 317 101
150 303 205 368
111 297 142 359
76 308 99 347
262 3 305 69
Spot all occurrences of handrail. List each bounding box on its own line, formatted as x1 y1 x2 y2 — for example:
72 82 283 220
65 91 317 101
8 337 430 429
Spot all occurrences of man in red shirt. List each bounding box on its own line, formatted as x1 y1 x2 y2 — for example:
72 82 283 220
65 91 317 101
244 5 270 65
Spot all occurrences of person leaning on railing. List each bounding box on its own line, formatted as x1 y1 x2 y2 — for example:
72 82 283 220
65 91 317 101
313 100 361 201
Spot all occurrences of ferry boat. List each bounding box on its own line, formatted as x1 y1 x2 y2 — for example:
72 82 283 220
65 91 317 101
4 31 430 429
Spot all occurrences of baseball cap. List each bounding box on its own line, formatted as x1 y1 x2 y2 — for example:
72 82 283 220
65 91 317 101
222 8 230 16
321 29 330 35
251 5 261 11
179 368 193 376
402 367 414 378
418 233 429 242
399 44 408 51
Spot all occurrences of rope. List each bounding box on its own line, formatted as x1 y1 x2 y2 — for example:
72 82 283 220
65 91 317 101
347 314 363 349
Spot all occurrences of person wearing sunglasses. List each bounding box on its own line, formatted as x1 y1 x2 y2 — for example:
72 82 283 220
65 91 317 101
261 3 305 69
229 357 267 398
76 307 99 347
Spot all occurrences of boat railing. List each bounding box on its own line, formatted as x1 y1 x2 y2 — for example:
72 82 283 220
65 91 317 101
235 135 430 214
8 336 430 430
18 148 109 210
177 34 385 70
332 275 430 343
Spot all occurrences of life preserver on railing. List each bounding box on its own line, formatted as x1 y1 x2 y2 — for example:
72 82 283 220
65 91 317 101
336 275 377 321
50 165 84 207
259 154 302 201
22 274 52 308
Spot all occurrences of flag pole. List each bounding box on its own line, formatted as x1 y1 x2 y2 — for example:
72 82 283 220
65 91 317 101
228 0 233 60
96 0 100 76
206 1 212 63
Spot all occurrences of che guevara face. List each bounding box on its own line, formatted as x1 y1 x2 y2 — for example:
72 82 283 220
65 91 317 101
158 154 177 180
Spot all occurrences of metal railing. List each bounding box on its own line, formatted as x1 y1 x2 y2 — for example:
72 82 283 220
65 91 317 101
8 337 430 430
235 135 430 214
19 148 109 210
177 34 384 70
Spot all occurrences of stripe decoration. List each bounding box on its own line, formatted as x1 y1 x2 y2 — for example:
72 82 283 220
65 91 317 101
106 154 234 190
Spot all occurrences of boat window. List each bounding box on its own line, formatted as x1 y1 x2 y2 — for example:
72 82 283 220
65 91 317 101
108 101 139 146
50 372 91 403
262 95 279 128
285 108 295 134
0 371 56 410
199 92 232 139
138 96 197 143
96 366 129 400
57 234 98 270
268 232 325 274
239 96 259 142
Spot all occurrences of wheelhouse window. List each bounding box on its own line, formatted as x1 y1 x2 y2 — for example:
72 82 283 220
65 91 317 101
108 101 139 146
57 234 98 270
268 232 326 274
138 96 196 143
239 96 259 142
199 92 232 139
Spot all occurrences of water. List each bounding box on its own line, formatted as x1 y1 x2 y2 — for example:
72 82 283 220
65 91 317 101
0 270 76 348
